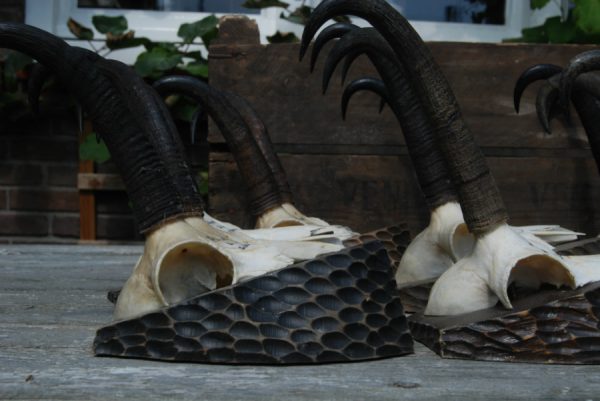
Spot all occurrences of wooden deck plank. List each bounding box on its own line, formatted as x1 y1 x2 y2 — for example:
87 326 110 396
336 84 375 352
0 245 598 401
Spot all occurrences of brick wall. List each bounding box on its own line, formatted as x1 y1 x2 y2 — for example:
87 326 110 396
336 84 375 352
0 104 139 243
0 0 205 244
0 0 24 23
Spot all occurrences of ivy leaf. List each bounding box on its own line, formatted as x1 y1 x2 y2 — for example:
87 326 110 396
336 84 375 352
530 0 551 9
197 171 209 196
67 18 94 40
106 31 151 50
177 15 219 44
92 15 128 35
181 61 209 78
517 24 549 42
172 98 198 122
79 134 111 163
267 31 299 43
574 0 600 34
242 0 288 9
134 47 183 77
545 16 577 43
201 27 219 47
2 51 33 91
182 50 206 62
281 6 312 25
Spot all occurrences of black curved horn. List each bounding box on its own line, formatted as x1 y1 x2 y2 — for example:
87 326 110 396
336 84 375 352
302 0 506 235
341 76 389 119
27 62 52 114
153 76 283 216
0 23 204 233
320 27 458 209
535 75 560 134
570 73 600 175
560 50 600 120
220 91 294 205
189 105 207 145
310 22 358 72
513 63 562 113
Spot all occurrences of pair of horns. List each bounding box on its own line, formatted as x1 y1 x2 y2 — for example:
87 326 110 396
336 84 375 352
0 23 204 233
515 51 600 174
300 0 506 236
153 77 295 212
310 23 458 211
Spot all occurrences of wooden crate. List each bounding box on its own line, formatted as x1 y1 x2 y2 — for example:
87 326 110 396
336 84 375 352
207 23 600 235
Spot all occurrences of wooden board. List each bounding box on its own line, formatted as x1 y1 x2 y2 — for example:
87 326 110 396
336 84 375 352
207 41 600 235
209 152 600 235
1 244 600 400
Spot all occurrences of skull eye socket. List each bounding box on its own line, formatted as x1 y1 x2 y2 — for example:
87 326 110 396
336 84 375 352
158 242 233 305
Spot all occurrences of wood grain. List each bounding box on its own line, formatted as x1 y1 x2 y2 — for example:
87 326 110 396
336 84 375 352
2 244 600 400
207 41 600 236
209 152 600 235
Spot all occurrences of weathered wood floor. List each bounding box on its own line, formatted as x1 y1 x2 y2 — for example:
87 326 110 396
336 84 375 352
0 245 598 401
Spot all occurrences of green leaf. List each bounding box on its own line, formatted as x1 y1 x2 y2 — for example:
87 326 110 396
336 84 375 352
92 15 128 35
105 31 151 50
67 18 94 40
267 31 299 43
574 0 600 34
172 97 198 122
4 51 32 72
196 171 209 195
530 0 551 9
201 27 219 47
2 51 32 92
79 134 111 163
134 47 183 77
545 16 577 43
181 61 209 78
242 0 288 9
281 5 312 25
182 50 206 61
518 24 549 42
177 15 219 44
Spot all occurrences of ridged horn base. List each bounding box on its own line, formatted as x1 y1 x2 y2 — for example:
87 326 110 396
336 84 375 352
409 281 600 364
94 241 413 364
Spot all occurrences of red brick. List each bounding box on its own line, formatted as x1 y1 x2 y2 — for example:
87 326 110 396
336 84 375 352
51 215 79 238
47 164 78 187
97 215 138 240
0 163 43 185
0 212 48 236
9 138 77 162
9 188 78 212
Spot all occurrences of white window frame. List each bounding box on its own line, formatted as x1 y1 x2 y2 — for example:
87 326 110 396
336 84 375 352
24 0 564 62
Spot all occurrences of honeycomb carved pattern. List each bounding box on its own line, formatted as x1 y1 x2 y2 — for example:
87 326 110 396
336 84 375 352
409 282 600 364
94 241 414 364
343 224 410 271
